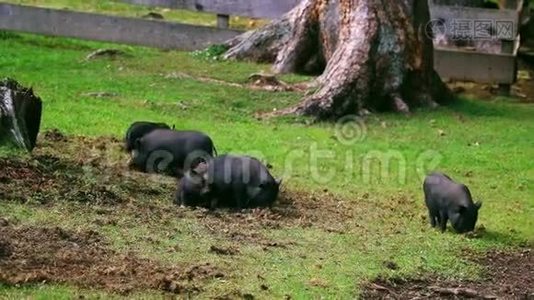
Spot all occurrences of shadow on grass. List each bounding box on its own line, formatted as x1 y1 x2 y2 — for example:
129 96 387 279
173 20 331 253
445 96 534 119
4 32 121 53
465 227 531 249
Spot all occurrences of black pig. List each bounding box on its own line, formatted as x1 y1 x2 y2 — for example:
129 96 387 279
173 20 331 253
423 172 482 233
177 155 281 209
124 121 173 152
129 128 216 177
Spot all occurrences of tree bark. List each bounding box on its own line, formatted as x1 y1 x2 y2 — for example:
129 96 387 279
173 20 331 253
224 0 453 120
0 78 43 152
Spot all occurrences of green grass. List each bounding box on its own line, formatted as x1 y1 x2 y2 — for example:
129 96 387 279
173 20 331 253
0 29 533 299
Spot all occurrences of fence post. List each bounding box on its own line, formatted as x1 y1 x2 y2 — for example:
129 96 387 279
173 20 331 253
498 0 519 95
217 14 230 29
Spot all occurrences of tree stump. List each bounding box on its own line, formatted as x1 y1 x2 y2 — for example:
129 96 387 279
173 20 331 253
224 0 454 120
0 78 43 152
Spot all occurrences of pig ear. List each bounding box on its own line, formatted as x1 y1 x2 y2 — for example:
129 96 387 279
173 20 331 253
134 138 142 150
475 201 482 210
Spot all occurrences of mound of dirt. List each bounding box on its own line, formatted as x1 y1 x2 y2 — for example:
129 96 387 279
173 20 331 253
0 224 224 295
0 154 122 204
361 249 534 299
0 130 175 205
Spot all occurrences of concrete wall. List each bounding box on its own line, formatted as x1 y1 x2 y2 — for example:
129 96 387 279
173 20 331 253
120 0 300 19
0 3 242 50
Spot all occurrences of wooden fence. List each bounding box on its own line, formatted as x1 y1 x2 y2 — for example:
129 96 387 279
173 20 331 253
429 0 525 90
0 0 526 91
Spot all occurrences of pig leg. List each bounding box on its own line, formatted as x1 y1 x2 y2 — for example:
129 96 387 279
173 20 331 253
429 211 437 227
175 190 185 208
438 211 448 233
234 192 245 210
232 186 247 210
235 196 243 210
209 197 219 210
424 194 438 227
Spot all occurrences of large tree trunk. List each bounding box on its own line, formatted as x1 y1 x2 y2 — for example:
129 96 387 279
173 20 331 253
224 0 453 119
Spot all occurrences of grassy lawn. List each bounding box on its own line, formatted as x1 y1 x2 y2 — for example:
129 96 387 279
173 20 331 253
0 12 533 300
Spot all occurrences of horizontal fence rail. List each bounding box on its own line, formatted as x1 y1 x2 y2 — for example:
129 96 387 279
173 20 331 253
0 3 242 50
434 47 518 83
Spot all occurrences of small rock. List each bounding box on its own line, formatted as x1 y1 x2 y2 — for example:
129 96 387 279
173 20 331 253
0 218 9 227
82 91 119 98
209 245 239 255
384 261 399 270
175 102 188 110
43 128 67 142
86 48 127 60
242 293 255 300
359 109 371 116
452 86 466 94
142 12 164 19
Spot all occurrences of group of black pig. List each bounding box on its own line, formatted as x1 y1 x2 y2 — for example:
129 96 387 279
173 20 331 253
123 121 482 234
124 121 282 210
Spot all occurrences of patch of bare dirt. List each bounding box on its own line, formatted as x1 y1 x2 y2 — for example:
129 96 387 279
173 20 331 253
1 129 366 255
0 154 123 205
0 129 175 205
191 188 363 249
0 224 224 295
361 249 534 299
